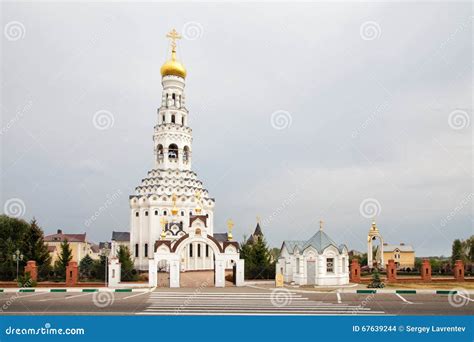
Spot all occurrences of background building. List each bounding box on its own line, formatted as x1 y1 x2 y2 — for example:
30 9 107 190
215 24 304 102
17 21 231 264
382 243 415 270
44 229 99 264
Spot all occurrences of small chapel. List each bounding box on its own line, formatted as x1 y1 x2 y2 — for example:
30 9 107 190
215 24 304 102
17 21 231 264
128 29 244 288
276 221 349 286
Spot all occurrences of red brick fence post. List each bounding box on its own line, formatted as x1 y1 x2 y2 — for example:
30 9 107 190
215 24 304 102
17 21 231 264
66 261 78 286
454 260 464 281
24 260 38 282
350 259 361 283
386 259 397 282
421 259 431 282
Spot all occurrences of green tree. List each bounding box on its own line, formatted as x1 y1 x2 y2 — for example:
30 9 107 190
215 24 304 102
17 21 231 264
22 218 51 279
79 254 94 280
92 255 106 281
0 215 30 280
240 236 274 279
117 245 138 281
451 239 463 266
55 239 72 279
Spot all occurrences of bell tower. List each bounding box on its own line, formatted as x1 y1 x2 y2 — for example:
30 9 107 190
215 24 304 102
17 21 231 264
154 29 192 170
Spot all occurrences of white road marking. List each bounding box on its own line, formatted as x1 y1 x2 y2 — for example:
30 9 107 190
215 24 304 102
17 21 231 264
458 294 474 302
395 293 414 304
64 292 94 300
7 292 49 299
122 291 151 300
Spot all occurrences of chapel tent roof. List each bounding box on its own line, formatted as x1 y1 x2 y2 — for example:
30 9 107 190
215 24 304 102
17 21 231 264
282 229 347 254
213 233 228 242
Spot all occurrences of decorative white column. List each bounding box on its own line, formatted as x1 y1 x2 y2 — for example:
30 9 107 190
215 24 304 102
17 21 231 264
108 257 121 288
214 258 225 288
148 258 157 287
235 259 245 287
170 259 180 288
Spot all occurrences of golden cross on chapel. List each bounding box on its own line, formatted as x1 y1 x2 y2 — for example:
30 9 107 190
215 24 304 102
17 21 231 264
166 28 181 51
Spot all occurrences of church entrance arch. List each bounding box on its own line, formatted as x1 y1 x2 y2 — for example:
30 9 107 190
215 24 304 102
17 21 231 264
174 237 223 288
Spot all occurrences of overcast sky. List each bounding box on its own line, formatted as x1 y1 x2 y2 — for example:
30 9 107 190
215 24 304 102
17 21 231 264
1 2 472 257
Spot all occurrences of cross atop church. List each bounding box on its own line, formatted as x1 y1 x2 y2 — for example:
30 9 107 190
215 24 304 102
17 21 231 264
166 28 181 51
319 220 324 231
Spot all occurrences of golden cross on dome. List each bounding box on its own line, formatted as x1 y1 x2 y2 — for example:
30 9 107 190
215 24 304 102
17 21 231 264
166 28 181 51
256 216 261 224
160 217 167 228
227 219 234 241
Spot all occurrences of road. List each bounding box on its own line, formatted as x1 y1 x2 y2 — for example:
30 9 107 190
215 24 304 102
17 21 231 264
0 287 473 316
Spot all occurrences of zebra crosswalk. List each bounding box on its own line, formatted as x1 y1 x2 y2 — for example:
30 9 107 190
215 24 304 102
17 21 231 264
137 290 386 315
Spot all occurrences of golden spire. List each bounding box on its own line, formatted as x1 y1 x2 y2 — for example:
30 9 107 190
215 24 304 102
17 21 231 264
161 28 187 78
195 190 202 214
171 194 178 216
160 217 167 240
227 219 234 241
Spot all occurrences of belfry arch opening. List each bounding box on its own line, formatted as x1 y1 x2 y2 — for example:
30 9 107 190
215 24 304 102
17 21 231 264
168 144 178 160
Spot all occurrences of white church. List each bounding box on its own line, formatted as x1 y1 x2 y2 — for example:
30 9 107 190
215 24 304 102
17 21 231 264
128 29 244 288
276 221 349 286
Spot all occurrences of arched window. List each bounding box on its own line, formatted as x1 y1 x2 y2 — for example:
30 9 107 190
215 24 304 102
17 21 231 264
183 146 190 163
157 144 164 162
144 244 148 257
163 210 167 216
171 114 175 124
135 212 139 217
181 117 185 125
145 211 148 216
168 144 178 160
162 115 165 123
154 210 158 215
135 244 139 257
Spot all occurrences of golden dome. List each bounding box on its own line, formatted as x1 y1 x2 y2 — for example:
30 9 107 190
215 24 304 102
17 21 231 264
160 51 187 78
161 29 186 79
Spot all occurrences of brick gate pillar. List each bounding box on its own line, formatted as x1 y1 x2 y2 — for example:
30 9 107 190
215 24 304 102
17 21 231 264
66 261 78 286
386 259 397 282
421 259 431 281
453 260 465 281
350 259 361 283
24 260 38 282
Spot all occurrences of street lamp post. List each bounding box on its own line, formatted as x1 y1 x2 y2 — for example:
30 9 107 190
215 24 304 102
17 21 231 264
12 249 24 280
102 242 111 287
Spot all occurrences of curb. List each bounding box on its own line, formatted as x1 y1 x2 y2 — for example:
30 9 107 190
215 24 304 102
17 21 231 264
0 288 150 293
